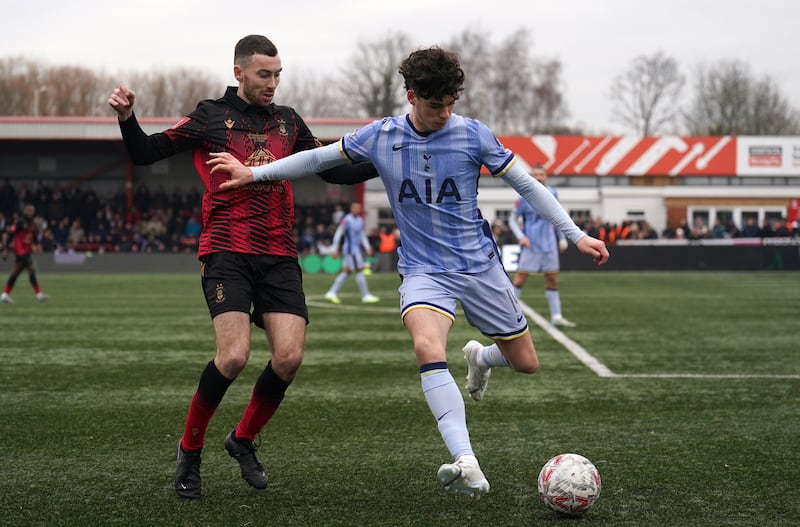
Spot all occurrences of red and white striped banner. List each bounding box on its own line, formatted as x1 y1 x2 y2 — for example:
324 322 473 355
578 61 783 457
499 135 737 176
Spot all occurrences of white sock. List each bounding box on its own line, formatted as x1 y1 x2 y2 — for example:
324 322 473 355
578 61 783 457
355 271 369 297
328 272 348 295
545 289 562 320
420 366 473 460
479 344 511 369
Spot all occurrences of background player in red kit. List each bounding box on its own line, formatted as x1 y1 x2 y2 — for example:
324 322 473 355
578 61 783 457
1 204 48 304
108 34 375 499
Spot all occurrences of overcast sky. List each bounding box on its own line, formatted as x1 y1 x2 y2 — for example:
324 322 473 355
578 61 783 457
3 0 798 134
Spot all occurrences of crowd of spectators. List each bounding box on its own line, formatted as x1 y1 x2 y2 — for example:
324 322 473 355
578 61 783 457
491 216 662 247
0 178 360 256
655 216 797 241
0 178 205 254
492 214 798 248
2 178 796 257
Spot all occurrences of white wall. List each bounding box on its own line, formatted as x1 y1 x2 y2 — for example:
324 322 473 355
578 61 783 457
363 180 800 233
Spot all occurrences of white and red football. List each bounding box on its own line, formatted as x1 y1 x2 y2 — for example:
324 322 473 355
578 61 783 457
537 453 601 516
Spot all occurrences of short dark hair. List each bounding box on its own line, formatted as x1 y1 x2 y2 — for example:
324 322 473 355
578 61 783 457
234 35 278 67
399 47 464 101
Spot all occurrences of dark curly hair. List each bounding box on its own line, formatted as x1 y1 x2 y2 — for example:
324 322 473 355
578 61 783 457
398 47 465 101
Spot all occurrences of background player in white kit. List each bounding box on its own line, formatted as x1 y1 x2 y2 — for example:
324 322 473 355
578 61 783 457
324 201 379 304
508 163 576 327
207 46 609 499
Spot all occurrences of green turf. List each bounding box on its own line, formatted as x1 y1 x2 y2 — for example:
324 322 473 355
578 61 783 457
0 271 798 526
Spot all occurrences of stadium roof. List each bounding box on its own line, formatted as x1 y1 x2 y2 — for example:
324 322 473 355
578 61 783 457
4 117 799 177
0 116 372 141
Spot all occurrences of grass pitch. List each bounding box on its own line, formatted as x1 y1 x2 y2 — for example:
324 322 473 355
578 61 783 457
0 271 798 526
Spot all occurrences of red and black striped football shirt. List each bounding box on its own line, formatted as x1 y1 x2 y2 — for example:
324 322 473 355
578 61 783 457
10 216 38 256
119 86 322 258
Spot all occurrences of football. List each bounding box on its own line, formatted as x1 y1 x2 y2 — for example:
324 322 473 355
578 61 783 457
537 453 601 516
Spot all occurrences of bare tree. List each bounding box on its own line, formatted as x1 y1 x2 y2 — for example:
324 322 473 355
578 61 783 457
493 30 570 134
530 58 570 133
446 28 494 122
0 58 95 116
0 57 41 115
279 28 570 131
40 65 109 116
121 67 222 117
609 51 685 135
448 27 569 134
684 61 749 135
337 32 412 118
170 68 224 115
0 57 220 117
0 28 568 131
685 60 800 135
490 29 538 134
749 76 800 135
276 67 343 118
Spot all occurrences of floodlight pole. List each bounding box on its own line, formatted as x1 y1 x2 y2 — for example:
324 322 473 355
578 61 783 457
32 86 47 117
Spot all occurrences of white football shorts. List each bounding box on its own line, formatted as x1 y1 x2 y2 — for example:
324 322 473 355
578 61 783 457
399 263 529 340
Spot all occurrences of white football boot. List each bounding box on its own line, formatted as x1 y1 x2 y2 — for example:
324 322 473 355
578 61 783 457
361 294 380 304
324 292 341 304
463 340 491 401
551 315 576 328
437 455 490 497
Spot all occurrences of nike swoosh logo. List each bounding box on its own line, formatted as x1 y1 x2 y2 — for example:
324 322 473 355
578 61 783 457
517 315 524 323
180 483 187 489
392 144 408 151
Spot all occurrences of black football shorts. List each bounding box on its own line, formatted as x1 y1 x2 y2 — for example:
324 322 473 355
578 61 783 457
14 254 33 267
200 252 308 328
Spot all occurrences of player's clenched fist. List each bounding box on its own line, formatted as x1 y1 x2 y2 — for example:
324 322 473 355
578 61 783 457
108 84 136 121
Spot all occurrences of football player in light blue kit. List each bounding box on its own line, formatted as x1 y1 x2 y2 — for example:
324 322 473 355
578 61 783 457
508 163 576 327
325 201 380 304
208 47 609 498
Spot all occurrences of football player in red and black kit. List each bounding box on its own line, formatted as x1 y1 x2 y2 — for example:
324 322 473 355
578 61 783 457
1 204 48 304
109 34 377 499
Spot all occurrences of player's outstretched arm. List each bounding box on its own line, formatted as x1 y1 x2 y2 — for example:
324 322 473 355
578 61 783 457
502 163 609 266
209 143 349 190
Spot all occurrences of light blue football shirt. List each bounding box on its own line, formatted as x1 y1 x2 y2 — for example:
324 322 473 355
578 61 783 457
513 186 561 253
335 213 368 256
341 114 512 275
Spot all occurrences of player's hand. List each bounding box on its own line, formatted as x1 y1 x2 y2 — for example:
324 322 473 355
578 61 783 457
576 235 609 266
207 152 255 190
332 252 340 259
108 84 135 121
519 236 531 249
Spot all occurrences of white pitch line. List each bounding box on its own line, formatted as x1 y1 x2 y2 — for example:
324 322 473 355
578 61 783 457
519 301 617 378
306 295 398 314
519 301 800 380
614 373 800 379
